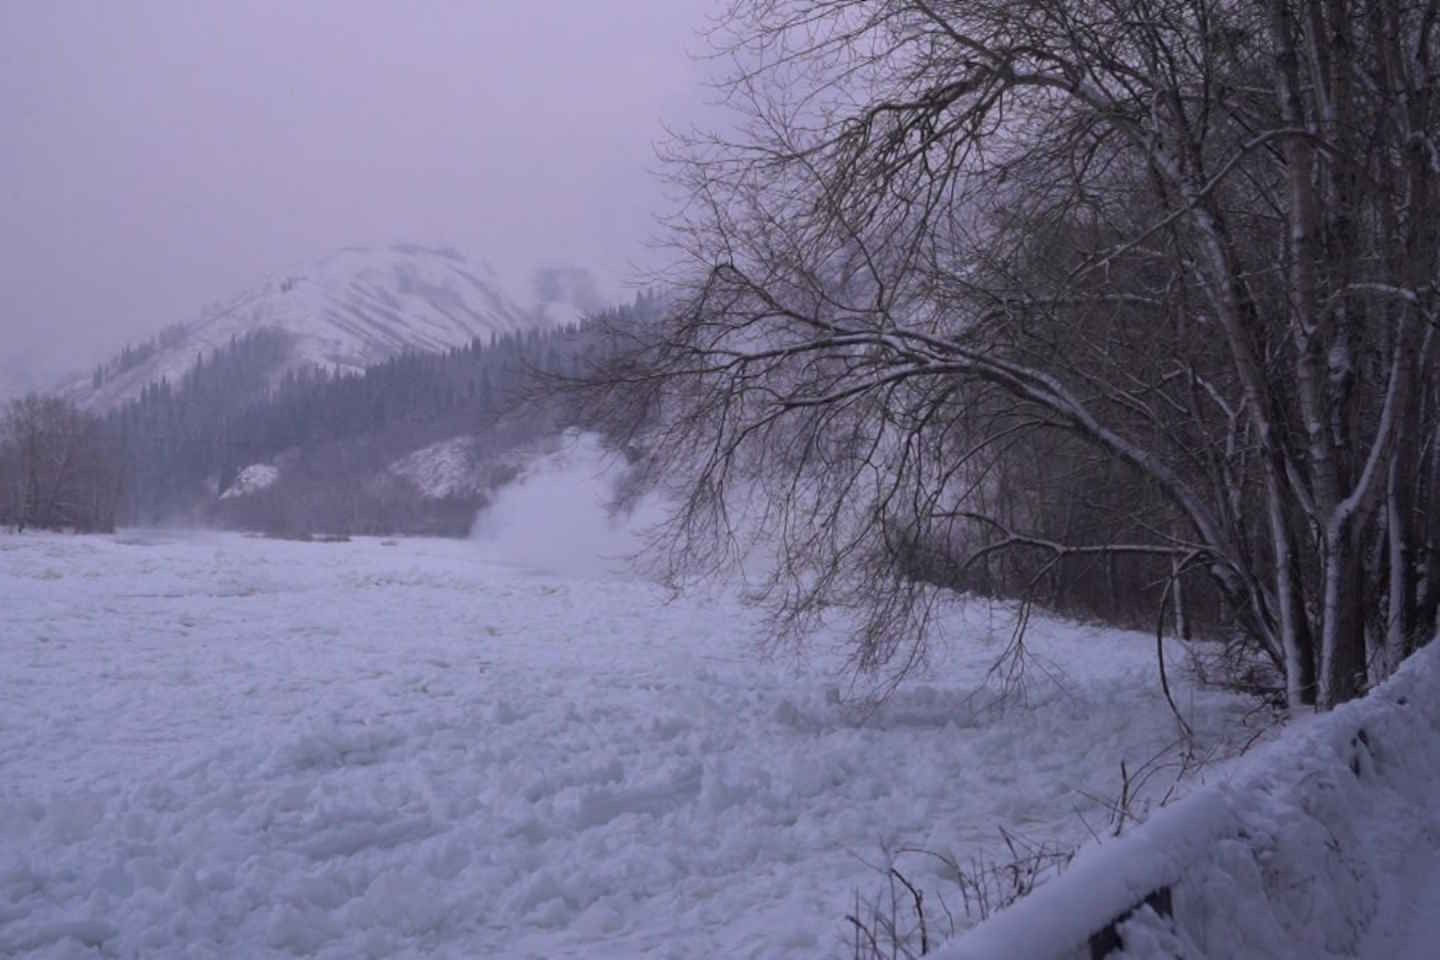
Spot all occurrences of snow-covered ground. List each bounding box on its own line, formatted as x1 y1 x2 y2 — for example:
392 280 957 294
1 528 1261 959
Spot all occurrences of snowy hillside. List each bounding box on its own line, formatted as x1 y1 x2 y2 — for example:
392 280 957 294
219 464 280 500
387 437 491 499
63 244 554 412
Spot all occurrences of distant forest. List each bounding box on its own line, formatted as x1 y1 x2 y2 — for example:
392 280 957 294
1 292 663 538
89 320 189 390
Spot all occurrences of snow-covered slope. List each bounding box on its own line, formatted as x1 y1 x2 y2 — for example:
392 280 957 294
219 464 280 500
387 437 489 499
64 244 549 412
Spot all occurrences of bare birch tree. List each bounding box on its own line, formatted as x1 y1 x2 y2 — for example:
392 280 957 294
605 0 1440 709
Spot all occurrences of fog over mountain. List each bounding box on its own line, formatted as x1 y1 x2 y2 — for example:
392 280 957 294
0 1 713 391
0 356 44 404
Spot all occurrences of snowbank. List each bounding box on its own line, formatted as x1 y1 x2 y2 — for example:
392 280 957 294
938 641 1440 959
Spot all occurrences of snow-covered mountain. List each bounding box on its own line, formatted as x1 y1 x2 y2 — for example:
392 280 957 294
64 244 556 412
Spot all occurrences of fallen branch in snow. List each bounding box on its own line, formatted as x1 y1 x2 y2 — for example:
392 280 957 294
848 734 1230 955
847 833 1076 956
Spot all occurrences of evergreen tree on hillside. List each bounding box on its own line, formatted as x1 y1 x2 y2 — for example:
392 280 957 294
103 298 656 532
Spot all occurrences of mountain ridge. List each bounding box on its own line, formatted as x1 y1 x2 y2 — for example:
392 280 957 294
63 244 576 412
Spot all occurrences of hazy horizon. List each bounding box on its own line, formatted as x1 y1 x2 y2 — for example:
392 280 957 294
1 1 718 393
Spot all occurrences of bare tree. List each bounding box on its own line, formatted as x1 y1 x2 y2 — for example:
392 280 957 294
600 0 1440 709
0 395 122 533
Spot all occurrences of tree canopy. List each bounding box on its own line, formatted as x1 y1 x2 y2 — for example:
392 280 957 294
605 0 1440 709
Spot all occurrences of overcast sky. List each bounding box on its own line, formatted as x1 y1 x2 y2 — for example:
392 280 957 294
1 0 717 388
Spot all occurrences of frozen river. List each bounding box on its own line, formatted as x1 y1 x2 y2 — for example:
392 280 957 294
0 530 1253 958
